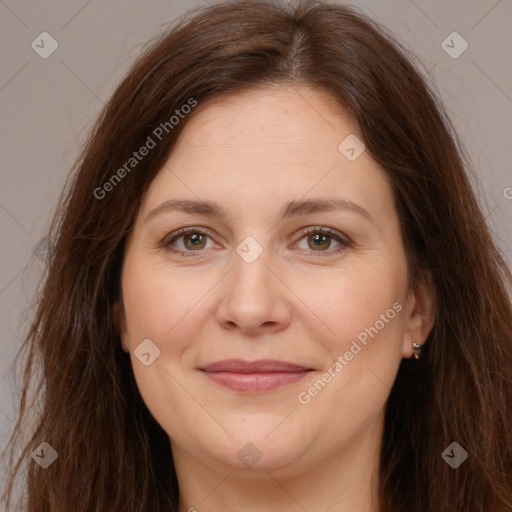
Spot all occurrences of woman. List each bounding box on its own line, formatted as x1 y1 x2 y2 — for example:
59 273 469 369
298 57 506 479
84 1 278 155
2 0 512 510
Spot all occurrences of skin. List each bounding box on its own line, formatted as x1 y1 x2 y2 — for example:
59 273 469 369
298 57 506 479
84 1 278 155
115 85 435 512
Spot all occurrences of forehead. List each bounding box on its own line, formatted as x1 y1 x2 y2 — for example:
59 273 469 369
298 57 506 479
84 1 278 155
140 85 395 225
175 85 359 153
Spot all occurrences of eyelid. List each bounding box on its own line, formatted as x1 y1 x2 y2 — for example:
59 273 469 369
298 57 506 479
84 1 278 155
294 225 349 242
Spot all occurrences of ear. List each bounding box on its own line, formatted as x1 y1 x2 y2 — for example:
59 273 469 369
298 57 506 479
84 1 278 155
401 270 436 358
113 301 130 353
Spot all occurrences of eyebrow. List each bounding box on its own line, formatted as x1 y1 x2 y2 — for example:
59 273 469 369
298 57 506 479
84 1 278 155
144 198 375 225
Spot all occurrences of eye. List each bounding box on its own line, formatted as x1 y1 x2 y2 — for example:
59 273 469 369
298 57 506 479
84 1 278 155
293 226 350 255
162 227 219 256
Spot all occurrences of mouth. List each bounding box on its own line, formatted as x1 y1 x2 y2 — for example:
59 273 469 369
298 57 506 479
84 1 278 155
199 359 314 393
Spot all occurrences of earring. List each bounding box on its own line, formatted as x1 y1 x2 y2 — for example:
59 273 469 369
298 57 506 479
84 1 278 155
412 342 422 360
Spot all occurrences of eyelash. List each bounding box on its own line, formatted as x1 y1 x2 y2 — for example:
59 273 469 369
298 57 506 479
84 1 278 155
161 226 351 258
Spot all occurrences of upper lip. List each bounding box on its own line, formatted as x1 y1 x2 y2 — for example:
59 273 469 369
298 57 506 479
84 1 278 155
199 359 312 373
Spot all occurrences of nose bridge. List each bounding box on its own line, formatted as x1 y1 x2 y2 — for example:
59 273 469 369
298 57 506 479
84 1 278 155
216 233 291 332
231 235 274 299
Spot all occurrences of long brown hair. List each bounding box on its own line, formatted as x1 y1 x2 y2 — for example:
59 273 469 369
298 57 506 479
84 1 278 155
3 0 512 510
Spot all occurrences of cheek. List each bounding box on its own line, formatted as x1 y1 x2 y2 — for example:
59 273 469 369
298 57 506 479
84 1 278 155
305 259 406 350
121 265 211 439
306 266 407 413
294 265 405 428
122 260 212 345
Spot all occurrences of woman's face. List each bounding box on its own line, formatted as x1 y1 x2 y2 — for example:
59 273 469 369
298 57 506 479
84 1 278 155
116 85 434 476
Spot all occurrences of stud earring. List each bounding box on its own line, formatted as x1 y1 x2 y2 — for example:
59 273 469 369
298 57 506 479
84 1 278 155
412 342 422 360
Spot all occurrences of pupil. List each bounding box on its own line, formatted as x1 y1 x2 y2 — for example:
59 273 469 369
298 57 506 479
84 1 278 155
312 233 328 248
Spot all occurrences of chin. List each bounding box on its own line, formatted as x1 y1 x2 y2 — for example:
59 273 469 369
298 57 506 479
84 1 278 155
203 426 307 473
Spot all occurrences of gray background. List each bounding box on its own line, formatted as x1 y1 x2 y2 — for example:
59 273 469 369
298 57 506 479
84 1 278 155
1 0 511 495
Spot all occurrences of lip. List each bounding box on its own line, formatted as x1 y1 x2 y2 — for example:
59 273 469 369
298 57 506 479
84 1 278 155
199 359 314 393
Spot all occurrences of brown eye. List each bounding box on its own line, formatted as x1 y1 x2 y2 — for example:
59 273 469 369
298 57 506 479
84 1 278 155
182 232 207 250
307 232 334 251
294 227 351 255
162 227 216 256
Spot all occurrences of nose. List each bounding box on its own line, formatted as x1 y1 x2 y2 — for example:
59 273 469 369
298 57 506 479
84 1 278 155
216 249 292 336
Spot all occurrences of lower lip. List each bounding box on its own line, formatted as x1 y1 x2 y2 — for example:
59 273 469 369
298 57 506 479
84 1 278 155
201 371 311 392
